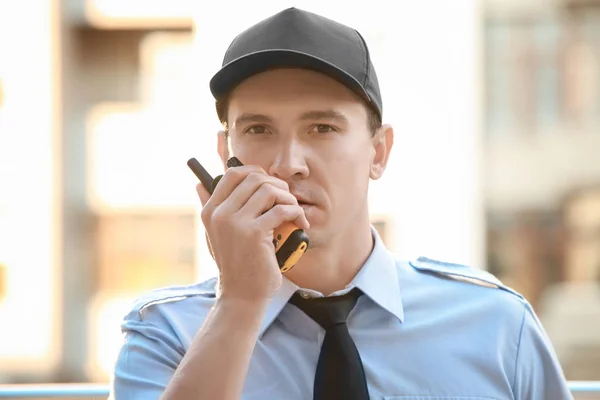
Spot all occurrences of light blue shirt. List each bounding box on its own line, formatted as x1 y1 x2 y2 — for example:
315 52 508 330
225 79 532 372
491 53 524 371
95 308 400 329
111 227 573 399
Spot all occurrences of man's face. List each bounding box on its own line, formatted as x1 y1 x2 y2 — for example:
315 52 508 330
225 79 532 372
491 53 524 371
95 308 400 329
219 68 391 248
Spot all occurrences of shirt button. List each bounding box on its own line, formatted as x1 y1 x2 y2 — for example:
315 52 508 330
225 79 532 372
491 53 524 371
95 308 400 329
300 291 311 299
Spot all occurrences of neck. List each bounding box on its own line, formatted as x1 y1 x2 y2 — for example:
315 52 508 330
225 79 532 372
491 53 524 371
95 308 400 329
285 215 375 296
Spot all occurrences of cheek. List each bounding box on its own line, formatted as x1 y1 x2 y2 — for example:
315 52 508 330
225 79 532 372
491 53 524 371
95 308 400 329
229 140 273 166
324 150 372 200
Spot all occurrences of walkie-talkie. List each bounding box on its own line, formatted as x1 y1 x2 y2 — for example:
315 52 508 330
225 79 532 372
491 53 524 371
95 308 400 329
187 157 309 273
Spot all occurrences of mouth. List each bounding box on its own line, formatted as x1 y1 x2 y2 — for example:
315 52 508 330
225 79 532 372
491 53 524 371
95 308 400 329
294 196 314 207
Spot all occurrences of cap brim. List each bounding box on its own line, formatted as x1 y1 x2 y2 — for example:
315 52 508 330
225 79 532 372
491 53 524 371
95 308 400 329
209 49 373 106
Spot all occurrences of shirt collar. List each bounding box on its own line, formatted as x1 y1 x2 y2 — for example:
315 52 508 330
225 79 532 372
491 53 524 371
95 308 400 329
349 226 404 323
259 226 404 338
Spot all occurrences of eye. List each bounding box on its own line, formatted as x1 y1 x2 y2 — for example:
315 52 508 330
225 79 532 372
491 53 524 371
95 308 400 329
310 124 336 134
245 125 270 135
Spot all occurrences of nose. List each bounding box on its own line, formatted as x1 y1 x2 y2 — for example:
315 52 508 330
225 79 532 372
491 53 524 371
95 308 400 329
268 139 309 180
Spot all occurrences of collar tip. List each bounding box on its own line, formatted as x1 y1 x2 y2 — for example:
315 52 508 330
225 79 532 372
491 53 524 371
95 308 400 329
393 308 405 323
257 324 269 340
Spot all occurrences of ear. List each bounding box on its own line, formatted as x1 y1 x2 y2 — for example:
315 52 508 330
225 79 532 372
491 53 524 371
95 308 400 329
217 130 230 170
370 124 394 180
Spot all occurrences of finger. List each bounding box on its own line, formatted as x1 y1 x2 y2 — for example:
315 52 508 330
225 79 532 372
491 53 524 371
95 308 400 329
294 210 310 231
208 166 266 208
256 204 309 232
236 183 298 218
204 231 216 261
200 166 266 220
220 172 291 214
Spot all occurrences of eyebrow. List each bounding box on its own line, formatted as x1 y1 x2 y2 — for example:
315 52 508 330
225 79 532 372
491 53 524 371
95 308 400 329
233 113 273 127
300 110 349 124
233 110 349 128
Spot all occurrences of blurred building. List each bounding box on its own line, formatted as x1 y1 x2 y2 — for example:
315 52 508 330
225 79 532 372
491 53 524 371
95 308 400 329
484 0 600 380
0 0 201 384
0 0 598 387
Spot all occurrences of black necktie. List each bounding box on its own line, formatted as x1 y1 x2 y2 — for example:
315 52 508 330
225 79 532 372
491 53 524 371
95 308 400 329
289 287 369 400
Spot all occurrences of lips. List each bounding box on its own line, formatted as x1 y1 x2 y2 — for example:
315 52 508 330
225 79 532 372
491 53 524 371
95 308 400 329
293 194 314 206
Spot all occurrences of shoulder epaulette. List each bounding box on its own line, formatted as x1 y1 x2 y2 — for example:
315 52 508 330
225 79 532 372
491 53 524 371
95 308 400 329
409 257 523 300
130 277 218 317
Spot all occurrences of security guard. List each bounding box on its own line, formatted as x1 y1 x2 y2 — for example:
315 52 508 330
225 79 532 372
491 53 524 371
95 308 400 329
110 7 572 400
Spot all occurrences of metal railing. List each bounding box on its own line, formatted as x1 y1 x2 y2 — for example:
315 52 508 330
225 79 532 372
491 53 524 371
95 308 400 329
0 382 599 398
571 381 600 394
0 384 109 398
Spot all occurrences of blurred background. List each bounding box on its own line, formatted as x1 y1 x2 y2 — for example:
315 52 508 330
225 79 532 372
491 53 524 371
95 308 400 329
0 0 599 395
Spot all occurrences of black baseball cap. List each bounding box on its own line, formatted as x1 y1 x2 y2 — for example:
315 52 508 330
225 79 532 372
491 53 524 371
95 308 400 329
209 7 383 120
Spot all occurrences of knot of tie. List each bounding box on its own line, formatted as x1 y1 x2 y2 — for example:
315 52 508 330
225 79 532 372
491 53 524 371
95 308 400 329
289 287 363 330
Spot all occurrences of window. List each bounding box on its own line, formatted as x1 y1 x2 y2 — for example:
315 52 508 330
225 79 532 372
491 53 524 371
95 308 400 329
485 13 600 135
93 212 197 297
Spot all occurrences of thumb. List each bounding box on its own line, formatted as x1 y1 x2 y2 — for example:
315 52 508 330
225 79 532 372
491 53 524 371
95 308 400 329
195 182 211 206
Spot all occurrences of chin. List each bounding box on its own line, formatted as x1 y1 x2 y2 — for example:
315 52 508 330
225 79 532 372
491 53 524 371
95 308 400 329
303 206 326 226
301 223 328 250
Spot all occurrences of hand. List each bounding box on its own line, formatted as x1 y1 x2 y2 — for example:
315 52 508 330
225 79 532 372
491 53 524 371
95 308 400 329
196 165 309 302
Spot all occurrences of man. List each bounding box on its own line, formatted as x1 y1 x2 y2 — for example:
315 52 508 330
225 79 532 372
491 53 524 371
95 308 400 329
110 7 572 400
